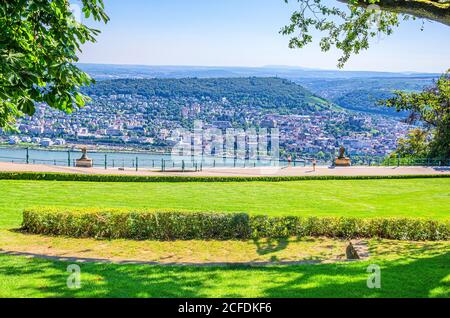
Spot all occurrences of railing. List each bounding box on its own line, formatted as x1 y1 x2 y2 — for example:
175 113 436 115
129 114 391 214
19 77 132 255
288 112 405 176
0 147 327 171
0 147 449 170
350 155 450 167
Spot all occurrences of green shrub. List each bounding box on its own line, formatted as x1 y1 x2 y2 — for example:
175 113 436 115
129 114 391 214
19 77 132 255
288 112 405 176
1 171 450 183
22 208 252 240
22 207 449 241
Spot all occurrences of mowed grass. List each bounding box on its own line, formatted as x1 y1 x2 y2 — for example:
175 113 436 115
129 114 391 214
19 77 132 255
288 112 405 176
0 178 449 298
0 231 348 264
0 240 448 298
0 178 449 229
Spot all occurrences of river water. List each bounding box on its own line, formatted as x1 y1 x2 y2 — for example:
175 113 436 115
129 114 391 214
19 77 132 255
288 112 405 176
0 147 299 169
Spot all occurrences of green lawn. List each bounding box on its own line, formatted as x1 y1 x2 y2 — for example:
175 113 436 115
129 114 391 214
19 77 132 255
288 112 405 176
0 240 448 298
0 178 449 298
1 178 449 229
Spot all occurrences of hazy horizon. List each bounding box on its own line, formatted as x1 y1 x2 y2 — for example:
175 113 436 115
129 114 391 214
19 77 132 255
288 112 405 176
76 0 450 74
77 62 442 76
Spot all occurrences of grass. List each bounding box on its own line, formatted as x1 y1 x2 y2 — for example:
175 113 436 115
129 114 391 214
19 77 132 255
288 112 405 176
0 178 449 297
0 230 347 264
1 178 449 229
0 240 448 298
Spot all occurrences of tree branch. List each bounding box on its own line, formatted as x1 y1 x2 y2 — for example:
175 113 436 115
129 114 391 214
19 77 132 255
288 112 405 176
342 0 450 26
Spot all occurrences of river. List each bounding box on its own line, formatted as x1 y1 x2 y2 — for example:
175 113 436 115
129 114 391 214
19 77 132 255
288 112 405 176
0 147 299 169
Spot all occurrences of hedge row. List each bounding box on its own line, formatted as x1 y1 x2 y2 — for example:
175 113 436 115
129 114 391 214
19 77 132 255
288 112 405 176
2 171 450 183
22 208 450 241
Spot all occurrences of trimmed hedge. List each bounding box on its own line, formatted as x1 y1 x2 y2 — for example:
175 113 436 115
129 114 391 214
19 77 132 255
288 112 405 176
2 171 450 183
22 208 450 241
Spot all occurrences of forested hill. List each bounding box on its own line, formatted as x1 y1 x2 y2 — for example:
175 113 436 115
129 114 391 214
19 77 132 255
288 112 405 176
333 90 402 116
296 77 434 117
82 77 337 113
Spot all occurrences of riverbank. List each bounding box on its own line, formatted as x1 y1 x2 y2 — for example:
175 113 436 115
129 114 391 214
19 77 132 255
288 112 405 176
0 143 169 155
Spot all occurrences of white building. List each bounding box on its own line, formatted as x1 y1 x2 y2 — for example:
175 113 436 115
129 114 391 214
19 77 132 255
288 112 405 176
8 136 19 145
77 127 90 137
54 138 66 145
40 138 53 147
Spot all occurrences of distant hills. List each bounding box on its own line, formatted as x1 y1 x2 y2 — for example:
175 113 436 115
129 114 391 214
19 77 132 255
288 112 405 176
295 77 436 117
78 63 439 80
78 64 439 117
82 77 337 114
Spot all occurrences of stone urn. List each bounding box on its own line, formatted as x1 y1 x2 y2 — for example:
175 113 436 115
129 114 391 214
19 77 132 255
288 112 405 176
75 147 93 168
334 146 351 167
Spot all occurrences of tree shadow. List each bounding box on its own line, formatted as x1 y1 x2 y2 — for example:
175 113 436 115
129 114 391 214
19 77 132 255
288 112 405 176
432 167 450 172
261 251 450 298
369 239 448 258
252 238 289 256
0 253 217 297
0 250 448 298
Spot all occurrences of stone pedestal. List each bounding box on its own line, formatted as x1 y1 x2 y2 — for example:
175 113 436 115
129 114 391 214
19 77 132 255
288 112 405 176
75 158 93 168
75 147 93 168
335 158 351 167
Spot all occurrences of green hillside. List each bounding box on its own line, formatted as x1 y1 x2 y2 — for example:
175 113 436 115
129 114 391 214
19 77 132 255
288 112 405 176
83 77 337 113
296 77 435 117
334 90 402 116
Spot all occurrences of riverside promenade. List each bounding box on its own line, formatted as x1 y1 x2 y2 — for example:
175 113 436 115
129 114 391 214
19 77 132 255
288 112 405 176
0 162 449 177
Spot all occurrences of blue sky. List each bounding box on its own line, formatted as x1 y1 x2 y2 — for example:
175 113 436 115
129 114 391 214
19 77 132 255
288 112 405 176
77 0 450 72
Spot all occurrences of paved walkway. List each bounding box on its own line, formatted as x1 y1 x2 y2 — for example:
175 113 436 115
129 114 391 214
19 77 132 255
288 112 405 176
0 162 449 177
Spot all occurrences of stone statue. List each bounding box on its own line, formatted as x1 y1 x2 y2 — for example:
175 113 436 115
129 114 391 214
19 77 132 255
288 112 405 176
335 145 351 166
338 146 346 159
75 146 93 168
346 242 360 260
80 147 89 160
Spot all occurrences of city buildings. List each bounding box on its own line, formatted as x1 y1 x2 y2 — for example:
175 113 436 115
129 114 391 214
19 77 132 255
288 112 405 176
0 93 411 159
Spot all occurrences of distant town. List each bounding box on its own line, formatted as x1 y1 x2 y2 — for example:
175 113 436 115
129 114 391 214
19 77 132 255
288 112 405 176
0 77 413 160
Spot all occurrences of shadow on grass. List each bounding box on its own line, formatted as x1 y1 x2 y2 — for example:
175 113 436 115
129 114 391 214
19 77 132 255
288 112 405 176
369 239 449 259
0 253 216 297
0 250 448 297
252 238 289 256
261 252 450 298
